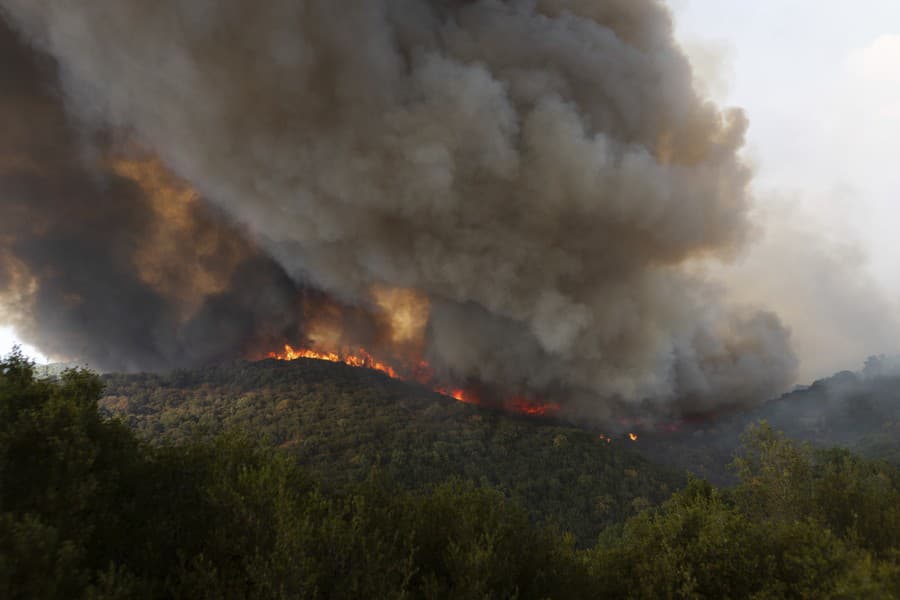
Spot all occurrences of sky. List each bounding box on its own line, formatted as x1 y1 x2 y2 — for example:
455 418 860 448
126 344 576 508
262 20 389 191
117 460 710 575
0 326 46 363
3 1 899 381
672 0 900 381
673 0 900 275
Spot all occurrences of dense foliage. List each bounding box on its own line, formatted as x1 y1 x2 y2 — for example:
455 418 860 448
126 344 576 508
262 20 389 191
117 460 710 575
4 351 900 598
3 350 590 598
99 359 680 545
639 365 900 483
590 425 900 598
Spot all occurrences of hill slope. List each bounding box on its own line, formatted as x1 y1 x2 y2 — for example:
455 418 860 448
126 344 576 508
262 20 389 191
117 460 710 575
8 350 900 598
638 367 900 482
99 358 681 544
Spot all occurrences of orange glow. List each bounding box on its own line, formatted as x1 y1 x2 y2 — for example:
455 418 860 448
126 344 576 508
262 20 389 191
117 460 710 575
268 344 400 379
109 156 248 320
370 284 431 346
628 433 638 441
510 397 561 417
434 387 479 405
267 343 560 418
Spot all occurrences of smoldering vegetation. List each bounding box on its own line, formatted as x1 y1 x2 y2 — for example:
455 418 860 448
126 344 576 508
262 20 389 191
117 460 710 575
0 1 801 420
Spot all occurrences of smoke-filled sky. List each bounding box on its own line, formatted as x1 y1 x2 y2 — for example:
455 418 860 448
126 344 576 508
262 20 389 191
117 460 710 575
672 0 900 381
0 0 896 420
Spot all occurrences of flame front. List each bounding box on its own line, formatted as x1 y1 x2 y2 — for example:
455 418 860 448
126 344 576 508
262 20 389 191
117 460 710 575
270 344 401 379
267 343 559 418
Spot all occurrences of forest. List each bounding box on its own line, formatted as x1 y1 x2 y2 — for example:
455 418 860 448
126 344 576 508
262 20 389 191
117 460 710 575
99 358 682 545
4 350 900 598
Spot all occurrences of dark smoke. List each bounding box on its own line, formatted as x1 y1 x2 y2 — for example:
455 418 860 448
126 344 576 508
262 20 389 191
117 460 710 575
0 1 798 419
0 19 312 371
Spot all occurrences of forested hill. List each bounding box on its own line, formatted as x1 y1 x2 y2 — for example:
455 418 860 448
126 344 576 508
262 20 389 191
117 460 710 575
99 358 681 544
6 350 900 597
637 364 900 482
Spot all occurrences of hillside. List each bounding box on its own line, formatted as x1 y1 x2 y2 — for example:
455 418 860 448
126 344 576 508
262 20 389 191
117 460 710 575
638 365 900 482
6 350 900 598
99 358 681 544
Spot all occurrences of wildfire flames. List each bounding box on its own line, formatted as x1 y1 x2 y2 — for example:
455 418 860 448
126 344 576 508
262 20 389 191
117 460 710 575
267 343 561 418
269 344 402 380
598 432 639 444
265 340 655 435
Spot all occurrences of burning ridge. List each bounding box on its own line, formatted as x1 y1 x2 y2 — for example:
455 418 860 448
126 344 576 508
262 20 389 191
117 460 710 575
266 343 562 418
0 1 797 423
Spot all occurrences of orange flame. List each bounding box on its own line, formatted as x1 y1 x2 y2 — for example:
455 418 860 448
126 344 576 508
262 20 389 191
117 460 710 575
435 387 479 405
267 343 560 418
268 344 400 379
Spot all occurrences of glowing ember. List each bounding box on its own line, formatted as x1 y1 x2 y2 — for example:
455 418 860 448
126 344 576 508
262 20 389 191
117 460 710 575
267 343 560 418
628 433 638 441
510 397 561 417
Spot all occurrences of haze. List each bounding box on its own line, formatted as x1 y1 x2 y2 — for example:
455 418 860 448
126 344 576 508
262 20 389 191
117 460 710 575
673 0 900 382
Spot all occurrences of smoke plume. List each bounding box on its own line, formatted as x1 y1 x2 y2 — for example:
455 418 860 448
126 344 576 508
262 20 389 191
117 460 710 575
0 1 798 419
0 18 319 371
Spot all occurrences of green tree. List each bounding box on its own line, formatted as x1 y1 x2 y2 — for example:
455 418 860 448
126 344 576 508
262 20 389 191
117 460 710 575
730 421 814 522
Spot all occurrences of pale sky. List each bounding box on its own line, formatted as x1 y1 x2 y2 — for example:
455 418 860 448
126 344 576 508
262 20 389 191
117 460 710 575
673 0 900 381
673 1 900 287
0 326 46 363
3 1 900 380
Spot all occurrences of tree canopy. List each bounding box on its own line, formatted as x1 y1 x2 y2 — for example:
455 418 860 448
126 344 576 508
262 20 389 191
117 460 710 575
2 350 900 598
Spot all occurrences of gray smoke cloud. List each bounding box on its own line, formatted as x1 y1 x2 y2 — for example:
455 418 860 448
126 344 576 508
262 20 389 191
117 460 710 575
0 0 798 419
0 18 320 371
